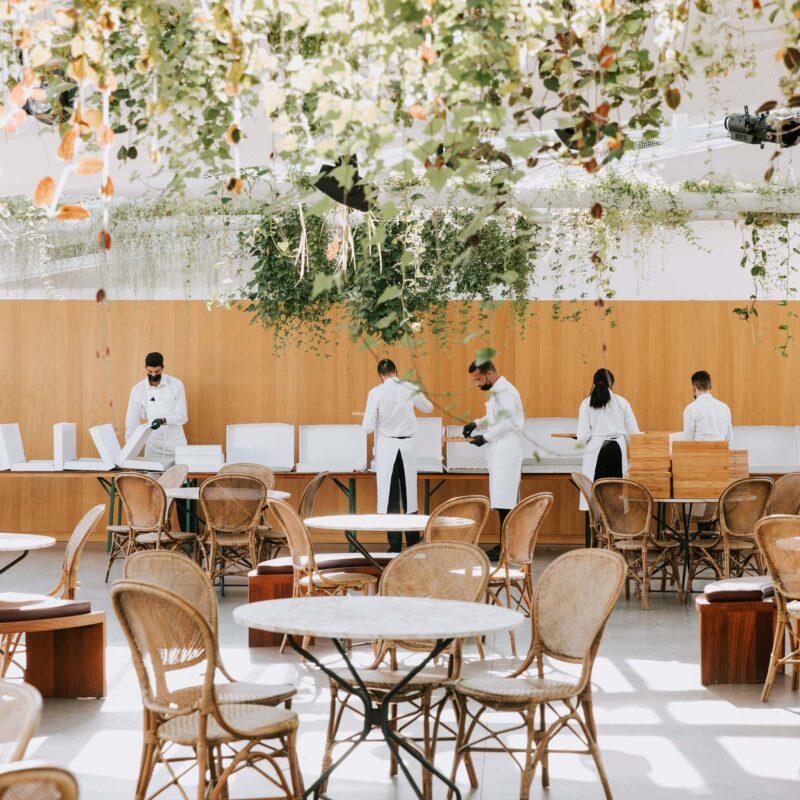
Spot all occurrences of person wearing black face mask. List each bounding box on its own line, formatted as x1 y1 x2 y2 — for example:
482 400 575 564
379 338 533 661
463 360 524 561
125 351 188 464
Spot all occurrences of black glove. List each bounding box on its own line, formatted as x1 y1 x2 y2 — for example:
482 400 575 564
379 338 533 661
150 418 166 430
462 421 477 438
470 434 487 447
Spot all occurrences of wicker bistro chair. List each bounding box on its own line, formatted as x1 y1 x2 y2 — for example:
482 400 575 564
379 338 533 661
269 499 377 653
124 550 296 709
570 472 606 547
486 493 555 657
592 478 683 609
770 473 800 515
0 682 41 764
0 505 105 678
423 496 491 545
754 515 800 701
321 543 490 800
0 763 79 800
450 549 625 800
199 474 267 588
111 580 302 800
690 477 774 582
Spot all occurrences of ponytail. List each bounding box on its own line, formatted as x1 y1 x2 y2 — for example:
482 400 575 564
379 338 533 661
589 368 615 409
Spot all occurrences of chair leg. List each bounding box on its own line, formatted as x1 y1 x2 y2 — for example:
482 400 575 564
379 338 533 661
134 711 157 800
762 615 787 702
286 728 304 799
519 709 536 800
575 713 614 800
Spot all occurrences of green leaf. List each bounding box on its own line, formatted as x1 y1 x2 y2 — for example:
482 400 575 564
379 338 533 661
475 347 497 366
425 165 453 194
376 286 402 305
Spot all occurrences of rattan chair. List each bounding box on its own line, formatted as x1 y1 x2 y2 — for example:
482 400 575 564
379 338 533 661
321 542 490 800
199 474 267 588
754 515 800 701
593 478 683 609
423 496 490 545
0 682 41 764
111 580 303 800
770 473 800 515
486 492 554 656
269 498 377 653
0 762 79 799
570 472 605 547
0 505 104 678
450 549 625 800
690 477 774 581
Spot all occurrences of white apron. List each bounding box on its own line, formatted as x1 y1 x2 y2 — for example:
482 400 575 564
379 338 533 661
143 388 187 462
486 433 523 510
375 434 418 514
579 434 628 511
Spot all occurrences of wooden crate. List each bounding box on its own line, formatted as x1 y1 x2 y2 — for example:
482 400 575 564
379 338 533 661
672 440 730 499
729 449 749 481
628 432 671 471
627 470 671 499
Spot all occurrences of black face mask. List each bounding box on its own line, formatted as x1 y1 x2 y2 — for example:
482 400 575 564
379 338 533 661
147 373 162 384
479 381 493 391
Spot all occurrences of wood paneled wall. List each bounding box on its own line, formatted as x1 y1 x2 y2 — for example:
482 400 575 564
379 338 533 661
0 299 796 540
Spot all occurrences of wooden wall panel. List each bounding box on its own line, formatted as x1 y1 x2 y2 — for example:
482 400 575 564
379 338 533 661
0 299 796 540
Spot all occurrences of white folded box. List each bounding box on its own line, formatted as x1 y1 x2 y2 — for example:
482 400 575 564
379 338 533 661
175 445 224 474
10 422 76 472
368 417 444 473
445 425 487 472
95 423 168 471
64 423 116 471
296 425 366 472
0 424 26 471
732 425 800 473
225 423 295 472
521 417 583 473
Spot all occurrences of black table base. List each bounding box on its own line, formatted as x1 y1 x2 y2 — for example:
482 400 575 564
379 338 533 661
0 550 28 576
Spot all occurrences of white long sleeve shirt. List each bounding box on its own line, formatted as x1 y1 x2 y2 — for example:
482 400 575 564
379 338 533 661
475 376 524 443
682 392 733 442
362 377 433 438
125 374 188 440
576 392 639 444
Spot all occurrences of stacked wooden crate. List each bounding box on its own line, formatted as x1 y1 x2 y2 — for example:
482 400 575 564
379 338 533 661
729 449 750 481
672 440 730 499
627 432 672 499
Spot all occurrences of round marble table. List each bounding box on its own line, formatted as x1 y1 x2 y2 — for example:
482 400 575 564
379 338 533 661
305 513 472 571
235 595 524 800
0 533 56 575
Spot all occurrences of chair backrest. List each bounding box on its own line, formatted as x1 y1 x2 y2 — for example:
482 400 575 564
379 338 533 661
770 472 800 516
502 493 554 565
219 463 276 491
0 682 41 765
592 478 652 540
719 477 774 539
58 504 105 599
157 464 189 490
268 499 317 570
111 580 216 715
754 515 800 600
115 472 167 533
532 549 624 688
424 495 490 545
570 472 604 528
124 550 218 635
0 763 79 799
298 471 329 519
199 474 266 534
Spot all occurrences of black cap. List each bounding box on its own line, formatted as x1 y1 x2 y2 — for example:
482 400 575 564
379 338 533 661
145 352 164 368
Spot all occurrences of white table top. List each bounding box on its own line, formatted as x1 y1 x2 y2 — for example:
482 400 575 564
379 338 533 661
0 533 57 552
655 498 718 504
165 487 290 501
304 513 472 532
234 595 525 640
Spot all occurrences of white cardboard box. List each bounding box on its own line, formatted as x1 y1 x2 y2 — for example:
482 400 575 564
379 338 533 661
225 423 295 472
114 423 169 471
296 425 366 472
415 417 444 473
445 425 487 472
732 425 799 473
10 422 75 472
0 424 25 471
521 417 583 473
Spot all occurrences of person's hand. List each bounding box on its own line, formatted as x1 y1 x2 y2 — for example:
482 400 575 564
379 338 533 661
470 434 487 447
462 421 477 438
150 418 167 430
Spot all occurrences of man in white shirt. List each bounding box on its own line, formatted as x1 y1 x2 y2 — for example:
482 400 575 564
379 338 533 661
363 358 433 551
683 370 733 442
125 352 188 463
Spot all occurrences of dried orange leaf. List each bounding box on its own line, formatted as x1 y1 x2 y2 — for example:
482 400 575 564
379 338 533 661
409 103 426 121
8 84 24 107
55 204 90 221
590 202 604 219
100 176 114 197
598 45 615 69
76 156 103 175
97 230 112 250
33 177 55 207
420 44 436 64
57 129 77 161
226 176 243 194
98 125 115 146
226 123 242 144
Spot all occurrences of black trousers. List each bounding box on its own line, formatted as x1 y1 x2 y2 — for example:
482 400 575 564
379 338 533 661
386 449 421 552
594 439 623 480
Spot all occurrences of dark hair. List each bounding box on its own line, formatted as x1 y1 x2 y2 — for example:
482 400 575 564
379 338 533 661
691 370 712 391
377 358 397 377
145 352 163 368
468 360 495 375
589 368 615 409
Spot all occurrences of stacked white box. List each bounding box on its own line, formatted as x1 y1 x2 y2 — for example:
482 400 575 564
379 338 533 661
415 417 444 473
225 424 295 472
175 445 224 474
445 425 487 472
733 426 799 474
521 417 582 473
10 422 75 472
296 425 366 472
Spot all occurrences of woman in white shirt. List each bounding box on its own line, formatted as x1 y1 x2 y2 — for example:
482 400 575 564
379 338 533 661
576 368 640 510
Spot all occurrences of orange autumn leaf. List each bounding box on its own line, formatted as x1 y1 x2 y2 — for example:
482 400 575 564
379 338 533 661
57 129 77 161
598 45 615 69
409 103 427 120
601 0 615 10
98 125 115 146
596 102 611 118
420 44 436 64
775 47 786 62
33 177 55 207
607 136 622 151
55 204 90 221
8 84 24 107
226 176 243 194
76 156 103 175
100 176 114 197
97 230 112 250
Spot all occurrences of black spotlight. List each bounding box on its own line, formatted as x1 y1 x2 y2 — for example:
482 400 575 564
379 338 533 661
724 106 800 148
316 155 375 212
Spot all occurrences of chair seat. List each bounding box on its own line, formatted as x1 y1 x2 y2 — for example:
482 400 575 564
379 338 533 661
170 681 296 707
704 575 774 603
257 552 396 575
489 567 526 583
107 525 129 535
298 571 378 589
157 703 297 745
613 540 678 552
787 601 800 618
457 675 579 705
258 526 286 540
214 532 253 547
699 539 755 552
356 666 453 691
0 592 91 623
135 530 196 545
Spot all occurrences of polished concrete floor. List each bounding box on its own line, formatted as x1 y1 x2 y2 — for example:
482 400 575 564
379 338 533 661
10 543 800 799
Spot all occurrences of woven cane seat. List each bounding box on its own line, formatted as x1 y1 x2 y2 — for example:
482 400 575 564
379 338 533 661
170 681 296 707
107 525 129 535
700 538 755 551
134 530 196 546
356 666 453 691
488 567 526 583
298 571 378 589
786 601 800 618
613 539 678 552
457 675 579 704
157 703 297 745
258 525 286 539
